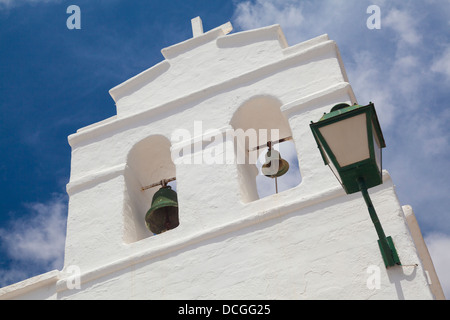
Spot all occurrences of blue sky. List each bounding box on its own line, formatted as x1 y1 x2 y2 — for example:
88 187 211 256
0 0 449 298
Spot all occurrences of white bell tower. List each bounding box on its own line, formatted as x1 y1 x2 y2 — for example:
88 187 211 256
1 18 444 300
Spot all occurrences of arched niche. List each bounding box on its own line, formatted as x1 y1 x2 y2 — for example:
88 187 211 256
230 95 301 202
123 135 176 243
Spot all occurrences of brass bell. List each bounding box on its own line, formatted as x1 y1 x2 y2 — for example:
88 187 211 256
261 148 289 178
145 186 179 234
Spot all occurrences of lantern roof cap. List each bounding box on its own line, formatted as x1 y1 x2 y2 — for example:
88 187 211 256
318 103 365 122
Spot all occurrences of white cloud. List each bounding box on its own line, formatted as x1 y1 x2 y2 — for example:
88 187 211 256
425 233 450 299
233 0 370 46
233 0 304 35
384 9 422 46
346 50 397 127
0 0 11 6
0 0 61 9
431 45 450 81
0 194 67 287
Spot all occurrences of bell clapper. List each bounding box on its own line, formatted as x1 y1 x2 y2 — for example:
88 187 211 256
275 176 278 194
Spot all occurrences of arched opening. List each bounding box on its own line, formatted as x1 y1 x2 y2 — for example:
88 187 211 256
123 135 177 243
230 96 301 202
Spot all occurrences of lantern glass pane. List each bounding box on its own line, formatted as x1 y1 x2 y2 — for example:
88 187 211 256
372 124 382 171
318 113 370 167
323 144 342 184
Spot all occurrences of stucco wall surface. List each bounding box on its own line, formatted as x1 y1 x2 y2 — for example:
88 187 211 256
56 176 435 300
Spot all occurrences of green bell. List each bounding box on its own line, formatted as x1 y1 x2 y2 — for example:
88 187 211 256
261 149 289 178
145 186 179 234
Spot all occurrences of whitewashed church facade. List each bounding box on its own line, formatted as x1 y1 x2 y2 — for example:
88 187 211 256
0 18 444 300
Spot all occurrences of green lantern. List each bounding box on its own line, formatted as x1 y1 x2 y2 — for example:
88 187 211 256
310 102 385 195
310 102 401 268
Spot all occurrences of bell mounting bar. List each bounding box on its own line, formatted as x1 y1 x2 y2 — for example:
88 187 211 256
251 136 293 151
141 177 176 191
